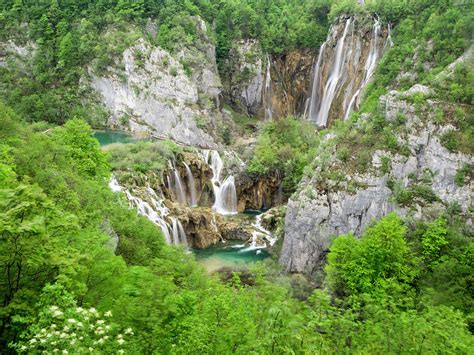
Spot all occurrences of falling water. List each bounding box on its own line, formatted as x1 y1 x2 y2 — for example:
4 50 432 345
109 176 122 192
125 190 172 245
315 18 352 127
344 17 381 120
202 150 238 215
172 217 188 246
239 214 276 253
263 54 273 120
384 22 394 49
307 42 327 122
168 161 187 204
183 162 197 206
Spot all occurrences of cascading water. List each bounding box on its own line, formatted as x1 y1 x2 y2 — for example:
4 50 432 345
306 16 387 126
125 190 172 245
344 17 381 120
201 150 238 215
263 54 273 120
307 42 327 122
315 18 352 127
172 217 188 246
183 162 197 206
240 214 276 253
168 161 187 205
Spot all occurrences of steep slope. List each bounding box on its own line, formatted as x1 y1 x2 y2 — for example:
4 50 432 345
281 72 473 275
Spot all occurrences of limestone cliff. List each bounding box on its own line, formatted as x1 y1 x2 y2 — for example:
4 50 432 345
89 18 222 148
280 83 473 274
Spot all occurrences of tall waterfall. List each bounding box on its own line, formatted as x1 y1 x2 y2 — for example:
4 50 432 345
263 54 273 120
307 42 327 122
201 150 238 215
183 162 197 206
315 18 352 127
344 17 381 120
306 16 387 127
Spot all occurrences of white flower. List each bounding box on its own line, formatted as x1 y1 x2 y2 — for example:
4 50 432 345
52 310 64 318
20 345 27 351
105 325 111 331
118 350 124 354
62 350 68 354
76 307 84 313
51 324 57 329
97 338 105 344
59 332 67 339
40 328 46 333
104 310 112 317
63 326 70 332
117 338 125 345
70 339 76 345
67 318 76 324
103 336 109 340
29 339 37 344
79 336 84 340
50 306 59 311
77 322 83 328
96 319 105 325
89 307 98 315
88 347 94 352
40 338 46 344
53 349 59 353
124 327 133 335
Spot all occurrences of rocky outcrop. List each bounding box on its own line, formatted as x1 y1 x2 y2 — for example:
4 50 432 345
280 84 473 275
222 40 315 119
235 172 284 211
89 18 222 148
168 204 252 248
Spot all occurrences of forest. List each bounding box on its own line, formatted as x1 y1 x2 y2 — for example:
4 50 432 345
0 0 473 353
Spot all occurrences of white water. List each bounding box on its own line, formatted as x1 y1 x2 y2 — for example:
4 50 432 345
109 177 122 192
168 161 187 205
307 42 327 122
183 162 197 206
125 190 172 244
384 22 394 49
239 214 276 253
172 217 188 246
202 150 238 215
315 18 352 127
344 17 381 120
263 54 273 120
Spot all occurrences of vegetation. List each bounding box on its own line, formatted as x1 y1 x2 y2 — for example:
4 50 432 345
247 117 319 193
0 0 472 353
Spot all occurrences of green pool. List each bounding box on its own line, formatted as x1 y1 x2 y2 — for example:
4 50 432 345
193 241 269 273
93 130 136 146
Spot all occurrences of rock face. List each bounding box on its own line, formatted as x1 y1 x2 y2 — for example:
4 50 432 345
90 18 221 148
235 172 284 211
222 40 315 119
280 84 473 275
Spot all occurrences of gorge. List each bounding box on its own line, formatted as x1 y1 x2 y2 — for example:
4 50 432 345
0 0 472 353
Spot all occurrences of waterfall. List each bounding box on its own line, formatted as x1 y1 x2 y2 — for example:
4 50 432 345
109 176 122 192
168 161 187 205
263 54 273 120
172 217 188 246
239 214 276 253
125 190 172 245
307 42 327 122
183 162 197 206
344 17 381 120
315 18 352 127
384 22 394 49
201 150 238 215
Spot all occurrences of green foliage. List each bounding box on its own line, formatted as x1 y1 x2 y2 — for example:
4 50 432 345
455 163 473 187
326 213 415 299
248 117 319 193
391 181 440 207
104 140 180 179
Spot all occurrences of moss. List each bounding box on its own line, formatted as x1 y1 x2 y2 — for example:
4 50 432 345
455 164 473 187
